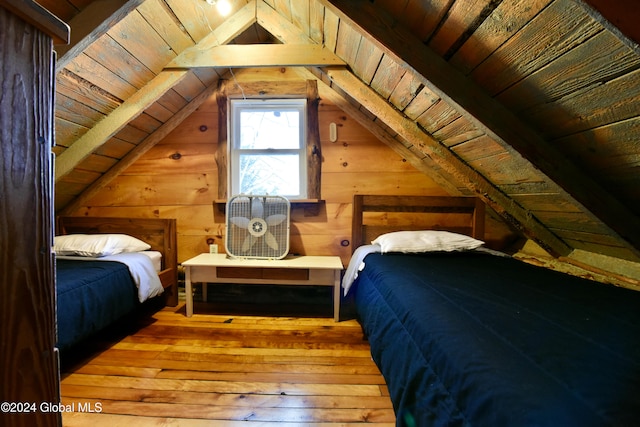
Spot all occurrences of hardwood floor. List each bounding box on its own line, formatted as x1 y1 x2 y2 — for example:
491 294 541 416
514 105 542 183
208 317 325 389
59 301 395 426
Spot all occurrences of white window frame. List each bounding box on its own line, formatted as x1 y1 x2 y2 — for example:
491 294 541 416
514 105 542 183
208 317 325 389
229 98 308 200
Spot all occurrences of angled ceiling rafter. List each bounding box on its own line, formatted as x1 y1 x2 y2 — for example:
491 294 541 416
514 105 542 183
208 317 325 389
292 68 464 197
255 0 462 197
54 69 189 181
314 66 572 256
54 0 258 185
319 0 640 253
59 79 223 215
256 0 571 255
55 0 144 73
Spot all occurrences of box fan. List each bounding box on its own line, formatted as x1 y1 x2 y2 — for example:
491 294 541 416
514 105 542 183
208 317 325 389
225 195 291 259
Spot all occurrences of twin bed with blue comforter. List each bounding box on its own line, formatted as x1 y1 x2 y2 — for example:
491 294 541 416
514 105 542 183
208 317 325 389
56 258 139 350
55 217 178 351
345 195 640 426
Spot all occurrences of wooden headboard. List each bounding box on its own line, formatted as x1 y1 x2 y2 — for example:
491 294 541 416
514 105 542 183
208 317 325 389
352 195 485 251
56 216 178 306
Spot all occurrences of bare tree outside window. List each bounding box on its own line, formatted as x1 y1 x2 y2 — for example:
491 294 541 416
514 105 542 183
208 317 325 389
230 99 307 199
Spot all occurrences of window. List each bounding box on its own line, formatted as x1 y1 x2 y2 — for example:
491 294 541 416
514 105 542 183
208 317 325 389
229 99 307 199
215 79 322 204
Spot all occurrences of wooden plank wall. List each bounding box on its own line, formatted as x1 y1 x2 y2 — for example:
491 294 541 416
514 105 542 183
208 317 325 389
70 69 514 265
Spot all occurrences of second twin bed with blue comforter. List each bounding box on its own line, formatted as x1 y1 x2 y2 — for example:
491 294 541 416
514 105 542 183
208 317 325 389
348 250 640 426
345 195 640 427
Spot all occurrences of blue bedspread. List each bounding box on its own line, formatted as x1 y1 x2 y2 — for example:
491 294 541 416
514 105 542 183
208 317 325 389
353 251 640 426
56 259 138 351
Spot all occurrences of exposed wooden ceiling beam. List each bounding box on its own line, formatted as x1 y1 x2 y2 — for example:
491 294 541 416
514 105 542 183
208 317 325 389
319 67 571 256
292 68 464 196
55 2 257 183
256 0 570 255
59 80 222 215
255 0 466 194
54 70 188 181
55 0 143 72
166 44 346 68
319 0 640 251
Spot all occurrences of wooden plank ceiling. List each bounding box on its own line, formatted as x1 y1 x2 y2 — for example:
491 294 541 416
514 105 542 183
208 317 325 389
38 0 640 263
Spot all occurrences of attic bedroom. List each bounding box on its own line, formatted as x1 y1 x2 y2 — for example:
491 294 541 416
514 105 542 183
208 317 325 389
2 0 639 426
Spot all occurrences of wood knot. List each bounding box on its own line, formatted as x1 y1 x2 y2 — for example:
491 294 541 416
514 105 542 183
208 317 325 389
170 152 182 160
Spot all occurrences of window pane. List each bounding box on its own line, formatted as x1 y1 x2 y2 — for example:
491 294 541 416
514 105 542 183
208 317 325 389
239 110 300 149
239 154 300 196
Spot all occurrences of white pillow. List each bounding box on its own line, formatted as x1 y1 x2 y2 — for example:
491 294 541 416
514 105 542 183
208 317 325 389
54 234 151 257
372 230 484 253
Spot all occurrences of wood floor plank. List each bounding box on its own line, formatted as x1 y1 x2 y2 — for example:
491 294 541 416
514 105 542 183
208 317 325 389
110 342 374 358
60 302 395 425
68 364 387 385
63 373 384 396
82 350 379 369
133 324 371 345
61 398 396 422
63 412 395 427
61 385 394 408
119 334 373 351
154 370 387 385
84 358 383 375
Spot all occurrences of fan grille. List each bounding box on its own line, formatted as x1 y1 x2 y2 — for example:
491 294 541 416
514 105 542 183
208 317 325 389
225 195 291 259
